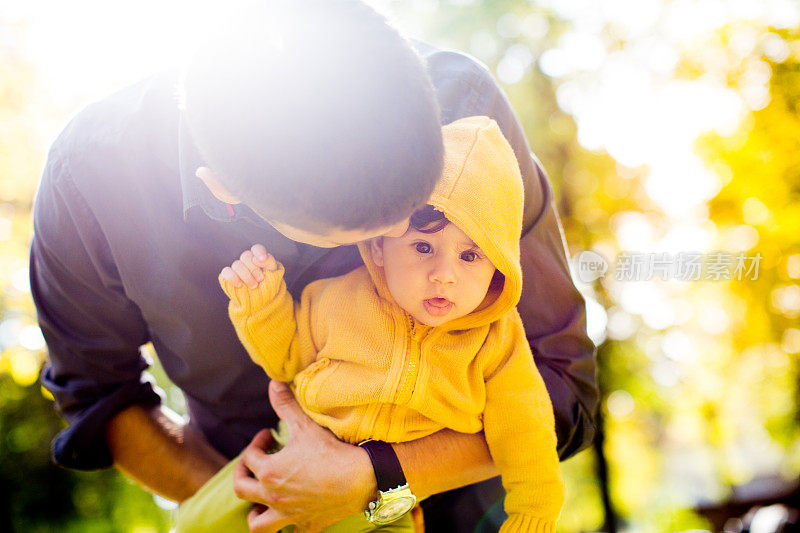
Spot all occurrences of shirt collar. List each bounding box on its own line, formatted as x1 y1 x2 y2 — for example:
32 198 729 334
178 113 229 222
178 112 273 227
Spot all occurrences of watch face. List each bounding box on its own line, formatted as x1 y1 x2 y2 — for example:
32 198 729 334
373 496 416 523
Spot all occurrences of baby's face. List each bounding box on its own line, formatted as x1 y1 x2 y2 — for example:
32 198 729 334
370 222 497 327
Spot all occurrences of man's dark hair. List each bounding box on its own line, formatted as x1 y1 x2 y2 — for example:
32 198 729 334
182 0 443 231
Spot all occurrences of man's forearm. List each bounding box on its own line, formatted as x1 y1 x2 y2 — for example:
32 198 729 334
394 429 499 500
105 404 228 502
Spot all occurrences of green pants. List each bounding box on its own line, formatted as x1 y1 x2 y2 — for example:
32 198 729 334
172 433 414 533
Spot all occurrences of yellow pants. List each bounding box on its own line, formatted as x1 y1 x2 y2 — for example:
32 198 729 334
172 453 414 533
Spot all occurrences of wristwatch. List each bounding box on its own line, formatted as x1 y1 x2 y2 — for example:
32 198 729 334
358 440 417 525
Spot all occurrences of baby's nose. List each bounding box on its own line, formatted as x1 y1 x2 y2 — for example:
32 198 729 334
429 259 457 285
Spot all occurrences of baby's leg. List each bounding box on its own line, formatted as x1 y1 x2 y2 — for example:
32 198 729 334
172 456 414 533
172 418 414 533
173 423 292 533
172 458 252 533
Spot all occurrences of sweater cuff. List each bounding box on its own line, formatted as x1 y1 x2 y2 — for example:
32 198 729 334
218 264 286 308
499 514 556 533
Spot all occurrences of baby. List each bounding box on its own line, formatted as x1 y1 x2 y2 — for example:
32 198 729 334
177 117 563 533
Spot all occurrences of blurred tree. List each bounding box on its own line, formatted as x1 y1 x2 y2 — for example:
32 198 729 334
697 25 800 480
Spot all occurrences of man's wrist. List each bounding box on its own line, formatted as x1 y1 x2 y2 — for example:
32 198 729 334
358 440 417 524
392 429 498 500
350 441 379 512
359 441 408 491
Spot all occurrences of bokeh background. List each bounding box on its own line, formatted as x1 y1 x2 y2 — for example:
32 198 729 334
2 1 799 531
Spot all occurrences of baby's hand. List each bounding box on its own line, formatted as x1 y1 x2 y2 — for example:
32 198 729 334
220 244 279 289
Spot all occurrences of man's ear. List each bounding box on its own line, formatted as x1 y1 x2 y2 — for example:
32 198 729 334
195 166 242 204
370 237 385 267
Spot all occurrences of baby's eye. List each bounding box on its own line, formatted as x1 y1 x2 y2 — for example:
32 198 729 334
414 242 432 254
460 251 479 262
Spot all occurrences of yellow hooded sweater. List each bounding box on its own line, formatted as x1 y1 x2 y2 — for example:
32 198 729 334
220 117 564 532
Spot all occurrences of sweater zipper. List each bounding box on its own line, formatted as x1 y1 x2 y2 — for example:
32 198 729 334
397 313 423 405
358 313 420 441
361 314 426 441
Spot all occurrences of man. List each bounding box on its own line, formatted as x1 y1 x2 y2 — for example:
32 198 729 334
31 1 597 531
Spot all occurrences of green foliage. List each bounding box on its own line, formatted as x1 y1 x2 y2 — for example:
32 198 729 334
0 376 170 532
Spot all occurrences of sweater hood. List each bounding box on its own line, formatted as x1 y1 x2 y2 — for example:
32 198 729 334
359 116 524 331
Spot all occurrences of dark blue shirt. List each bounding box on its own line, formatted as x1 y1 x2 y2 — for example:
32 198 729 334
31 43 597 477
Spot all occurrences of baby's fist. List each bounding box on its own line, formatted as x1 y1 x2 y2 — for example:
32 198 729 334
220 244 278 289
249 244 278 271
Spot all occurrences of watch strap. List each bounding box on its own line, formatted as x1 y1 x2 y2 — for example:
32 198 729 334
359 440 407 492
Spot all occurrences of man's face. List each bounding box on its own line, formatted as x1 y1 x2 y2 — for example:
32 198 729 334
370 223 497 327
194 166 411 247
267 218 410 248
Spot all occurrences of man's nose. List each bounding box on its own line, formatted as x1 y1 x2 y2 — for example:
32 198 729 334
429 257 457 285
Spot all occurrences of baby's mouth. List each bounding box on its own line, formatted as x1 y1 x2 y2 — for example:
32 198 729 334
423 297 453 317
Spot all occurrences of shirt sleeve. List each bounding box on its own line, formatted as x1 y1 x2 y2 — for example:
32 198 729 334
428 50 599 459
30 146 161 470
219 264 318 383
482 314 564 533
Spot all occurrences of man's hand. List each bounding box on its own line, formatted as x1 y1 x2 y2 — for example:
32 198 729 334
233 380 377 533
220 244 279 289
